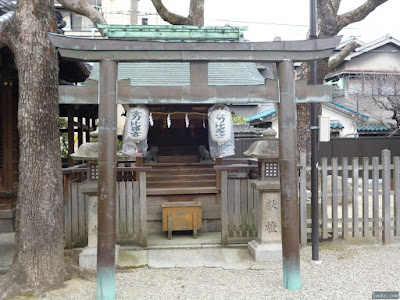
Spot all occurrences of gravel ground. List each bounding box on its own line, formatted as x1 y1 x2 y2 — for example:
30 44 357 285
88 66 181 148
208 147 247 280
21 237 400 300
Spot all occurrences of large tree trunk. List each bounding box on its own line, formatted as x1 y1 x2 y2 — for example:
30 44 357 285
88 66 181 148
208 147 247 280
0 0 64 296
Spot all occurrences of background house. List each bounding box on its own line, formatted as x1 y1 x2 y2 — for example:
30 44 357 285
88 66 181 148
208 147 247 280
246 102 371 139
326 34 400 135
247 35 400 138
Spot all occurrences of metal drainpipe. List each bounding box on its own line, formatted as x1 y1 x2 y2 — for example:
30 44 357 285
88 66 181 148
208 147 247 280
97 59 118 300
277 59 301 290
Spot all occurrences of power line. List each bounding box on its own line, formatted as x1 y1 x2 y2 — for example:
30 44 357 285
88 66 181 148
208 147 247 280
215 18 358 30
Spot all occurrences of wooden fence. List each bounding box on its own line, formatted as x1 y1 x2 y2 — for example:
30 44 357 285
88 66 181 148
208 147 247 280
63 166 148 248
217 164 258 245
299 149 400 245
64 163 257 248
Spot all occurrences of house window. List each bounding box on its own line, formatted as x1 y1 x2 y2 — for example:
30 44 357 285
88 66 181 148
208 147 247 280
142 18 148 25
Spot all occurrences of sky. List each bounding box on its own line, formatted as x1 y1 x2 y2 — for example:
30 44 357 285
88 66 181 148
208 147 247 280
139 0 400 43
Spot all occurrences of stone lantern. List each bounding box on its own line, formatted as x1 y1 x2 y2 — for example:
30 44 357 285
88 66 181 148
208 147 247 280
71 130 119 269
244 128 282 261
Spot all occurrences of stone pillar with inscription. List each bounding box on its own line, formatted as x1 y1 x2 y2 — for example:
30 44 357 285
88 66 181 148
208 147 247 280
244 128 282 261
71 130 119 270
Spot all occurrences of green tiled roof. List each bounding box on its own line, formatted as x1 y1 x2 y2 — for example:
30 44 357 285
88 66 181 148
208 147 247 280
88 62 265 86
357 123 390 132
96 25 246 42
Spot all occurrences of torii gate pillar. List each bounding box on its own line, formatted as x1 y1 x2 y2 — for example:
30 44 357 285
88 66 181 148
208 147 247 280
97 59 118 300
277 59 301 290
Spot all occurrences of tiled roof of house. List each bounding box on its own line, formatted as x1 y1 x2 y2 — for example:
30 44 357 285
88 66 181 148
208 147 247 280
246 101 371 124
88 62 265 86
357 123 390 132
330 121 344 129
346 34 400 60
246 107 276 122
330 101 370 119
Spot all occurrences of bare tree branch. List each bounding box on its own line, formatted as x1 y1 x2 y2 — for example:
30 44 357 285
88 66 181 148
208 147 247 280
151 0 190 25
327 40 359 73
336 0 388 33
57 0 106 28
151 0 204 26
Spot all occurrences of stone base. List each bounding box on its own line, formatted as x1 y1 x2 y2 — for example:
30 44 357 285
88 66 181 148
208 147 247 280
248 240 282 262
79 245 120 270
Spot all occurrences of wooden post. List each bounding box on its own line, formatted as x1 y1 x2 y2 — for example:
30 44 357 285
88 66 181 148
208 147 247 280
382 149 391 245
193 212 198 239
372 157 380 238
394 156 400 237
362 157 369 237
247 181 255 238
234 182 241 238
215 158 223 189
221 170 228 245
321 157 328 239
116 183 120 241
139 171 147 247
342 157 349 239
331 157 338 240
91 117 97 131
299 152 307 246
63 172 72 248
85 117 91 142
136 157 143 181
78 116 83 146
127 181 134 238
168 213 172 240
67 108 74 167
352 157 359 238
133 181 140 241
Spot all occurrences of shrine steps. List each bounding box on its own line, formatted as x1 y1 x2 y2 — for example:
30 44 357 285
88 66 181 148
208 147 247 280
145 155 218 196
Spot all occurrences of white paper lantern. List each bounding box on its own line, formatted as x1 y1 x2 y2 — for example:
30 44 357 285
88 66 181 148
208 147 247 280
209 108 232 143
126 106 149 141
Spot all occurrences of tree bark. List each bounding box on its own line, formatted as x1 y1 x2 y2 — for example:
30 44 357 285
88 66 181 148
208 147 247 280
0 1 64 297
57 0 106 27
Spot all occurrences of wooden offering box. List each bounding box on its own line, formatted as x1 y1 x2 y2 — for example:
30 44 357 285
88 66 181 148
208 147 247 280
162 201 202 239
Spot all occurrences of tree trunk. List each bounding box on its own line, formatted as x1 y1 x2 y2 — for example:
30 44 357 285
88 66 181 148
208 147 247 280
0 0 64 296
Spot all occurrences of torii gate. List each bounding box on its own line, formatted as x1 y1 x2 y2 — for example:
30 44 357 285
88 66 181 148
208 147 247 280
49 33 341 299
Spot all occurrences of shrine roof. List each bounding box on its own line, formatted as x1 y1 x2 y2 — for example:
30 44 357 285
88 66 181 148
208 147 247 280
88 62 266 86
97 25 246 42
